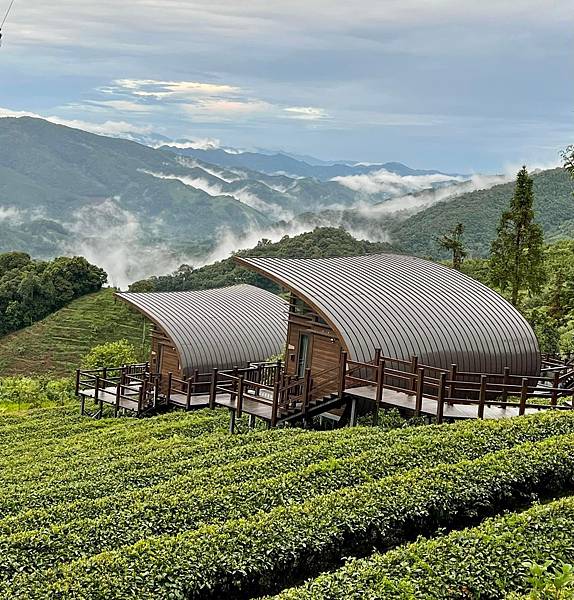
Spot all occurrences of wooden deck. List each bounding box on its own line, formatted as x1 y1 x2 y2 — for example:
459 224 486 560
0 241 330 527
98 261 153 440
347 386 541 420
79 385 144 412
167 393 210 410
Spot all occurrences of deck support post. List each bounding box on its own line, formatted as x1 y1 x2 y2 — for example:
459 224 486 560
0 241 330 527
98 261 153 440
338 351 348 399
271 382 280 427
186 374 194 411
519 378 529 416
248 414 256 429
229 410 236 434
374 359 385 426
166 372 173 404
551 372 560 408
415 367 425 417
448 364 457 405
501 367 510 408
209 369 218 410
349 397 358 428
75 370 81 397
478 375 487 419
436 372 447 424
410 356 419 392
114 383 121 417
302 368 312 415
94 375 102 419
236 376 244 419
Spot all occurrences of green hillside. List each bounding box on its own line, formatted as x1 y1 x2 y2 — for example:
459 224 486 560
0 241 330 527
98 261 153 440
0 289 149 377
391 168 574 258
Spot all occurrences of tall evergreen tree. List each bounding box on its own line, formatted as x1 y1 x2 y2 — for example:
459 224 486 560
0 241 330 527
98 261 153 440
438 223 467 270
489 166 545 306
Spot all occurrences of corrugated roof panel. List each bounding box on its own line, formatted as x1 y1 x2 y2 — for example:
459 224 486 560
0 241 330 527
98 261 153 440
237 254 541 376
116 284 288 375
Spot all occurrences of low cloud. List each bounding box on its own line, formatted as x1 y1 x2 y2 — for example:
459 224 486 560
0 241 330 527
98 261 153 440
333 168 464 197
109 79 240 100
0 206 23 223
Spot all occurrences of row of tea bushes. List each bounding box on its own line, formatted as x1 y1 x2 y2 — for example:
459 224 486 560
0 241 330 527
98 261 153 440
5 412 574 578
4 432 574 598
3 410 574 531
271 497 574 599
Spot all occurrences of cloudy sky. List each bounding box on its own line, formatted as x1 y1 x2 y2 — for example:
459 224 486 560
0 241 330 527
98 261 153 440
0 0 572 171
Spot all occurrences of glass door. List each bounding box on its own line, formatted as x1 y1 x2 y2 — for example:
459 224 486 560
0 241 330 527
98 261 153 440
296 334 311 378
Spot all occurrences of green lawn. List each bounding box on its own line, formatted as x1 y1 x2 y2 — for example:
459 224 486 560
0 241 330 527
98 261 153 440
0 289 150 377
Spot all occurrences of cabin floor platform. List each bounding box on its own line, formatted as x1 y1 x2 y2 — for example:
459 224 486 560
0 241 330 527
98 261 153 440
346 386 541 420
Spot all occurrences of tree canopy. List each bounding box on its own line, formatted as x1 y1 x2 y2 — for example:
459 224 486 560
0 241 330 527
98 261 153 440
0 254 107 336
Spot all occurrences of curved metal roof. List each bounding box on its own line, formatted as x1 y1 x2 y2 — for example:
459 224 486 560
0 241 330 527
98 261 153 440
116 284 287 375
236 254 541 376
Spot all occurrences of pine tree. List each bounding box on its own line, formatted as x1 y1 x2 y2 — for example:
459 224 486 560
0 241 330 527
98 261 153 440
438 223 467 270
489 166 545 306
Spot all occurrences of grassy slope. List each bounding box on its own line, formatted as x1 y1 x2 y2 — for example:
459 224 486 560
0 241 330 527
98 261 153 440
391 168 574 259
0 289 149 377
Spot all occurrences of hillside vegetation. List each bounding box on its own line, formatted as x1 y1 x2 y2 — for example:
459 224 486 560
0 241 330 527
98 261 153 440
0 289 149 377
1 408 574 597
391 168 574 258
0 252 106 336
130 227 394 292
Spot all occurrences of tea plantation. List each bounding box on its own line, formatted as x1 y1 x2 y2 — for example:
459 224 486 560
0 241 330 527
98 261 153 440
1 407 574 598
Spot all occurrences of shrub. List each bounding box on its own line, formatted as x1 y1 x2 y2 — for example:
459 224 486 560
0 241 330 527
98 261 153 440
6 432 574 599
81 339 139 370
273 501 574 600
0 377 74 412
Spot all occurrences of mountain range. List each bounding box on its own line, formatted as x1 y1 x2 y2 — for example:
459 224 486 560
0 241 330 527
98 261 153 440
1 116 571 287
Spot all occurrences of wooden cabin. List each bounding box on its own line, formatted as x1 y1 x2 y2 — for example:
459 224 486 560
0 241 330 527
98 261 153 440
236 253 541 396
116 284 288 381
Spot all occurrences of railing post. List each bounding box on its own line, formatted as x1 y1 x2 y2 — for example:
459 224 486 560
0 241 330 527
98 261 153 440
186 373 194 411
478 375 487 419
102 367 108 386
75 369 81 397
551 371 560 408
303 368 312 414
436 372 447 424
114 381 121 417
138 378 146 416
374 348 382 366
415 367 425 417
271 382 280 427
448 364 457 405
236 375 244 419
338 351 348 398
410 356 419 392
275 360 282 385
374 359 385 426
209 368 218 410
519 377 529 416
501 367 510 408
167 372 173 403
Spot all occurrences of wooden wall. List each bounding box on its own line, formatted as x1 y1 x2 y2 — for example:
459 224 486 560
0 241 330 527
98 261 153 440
285 294 343 386
150 324 182 386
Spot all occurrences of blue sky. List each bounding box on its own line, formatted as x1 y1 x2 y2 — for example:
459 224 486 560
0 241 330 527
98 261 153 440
0 0 572 172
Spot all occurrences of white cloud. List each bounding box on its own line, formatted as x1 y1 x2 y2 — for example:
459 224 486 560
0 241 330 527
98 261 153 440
162 138 222 150
110 79 240 100
0 206 23 223
284 106 329 121
333 169 463 196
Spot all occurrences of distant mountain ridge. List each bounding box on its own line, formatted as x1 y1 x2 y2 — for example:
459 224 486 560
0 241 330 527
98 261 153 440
160 145 462 181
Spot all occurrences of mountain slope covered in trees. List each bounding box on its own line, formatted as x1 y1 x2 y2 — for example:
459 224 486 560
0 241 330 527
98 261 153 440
390 168 573 258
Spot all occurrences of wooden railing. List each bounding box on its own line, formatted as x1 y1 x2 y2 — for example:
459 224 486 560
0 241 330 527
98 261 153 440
344 350 574 423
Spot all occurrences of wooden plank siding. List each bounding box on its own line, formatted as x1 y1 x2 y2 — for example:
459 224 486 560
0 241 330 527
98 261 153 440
150 324 182 389
285 294 342 393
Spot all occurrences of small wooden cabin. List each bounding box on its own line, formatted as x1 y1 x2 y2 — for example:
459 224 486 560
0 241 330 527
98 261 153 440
116 284 287 380
235 253 541 390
